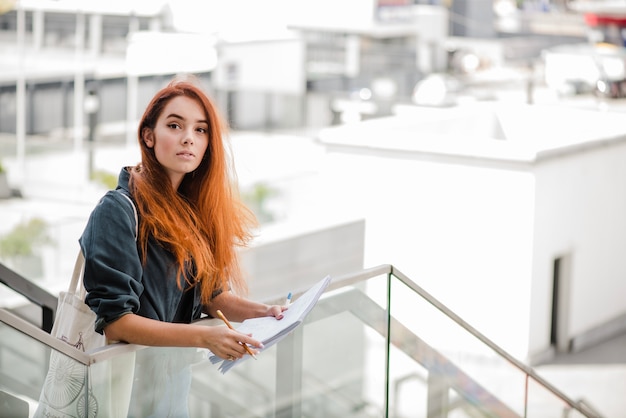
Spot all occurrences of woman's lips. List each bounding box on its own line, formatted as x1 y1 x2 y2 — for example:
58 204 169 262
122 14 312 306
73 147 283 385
177 151 195 160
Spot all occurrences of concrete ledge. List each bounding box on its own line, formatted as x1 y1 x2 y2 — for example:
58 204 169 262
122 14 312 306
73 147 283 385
240 217 365 302
530 312 626 365
570 311 626 353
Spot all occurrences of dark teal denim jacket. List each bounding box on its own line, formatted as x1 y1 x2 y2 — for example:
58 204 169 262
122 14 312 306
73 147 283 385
80 168 202 333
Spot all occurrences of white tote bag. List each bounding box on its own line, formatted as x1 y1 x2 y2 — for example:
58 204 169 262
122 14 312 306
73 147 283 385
34 251 135 418
35 192 138 417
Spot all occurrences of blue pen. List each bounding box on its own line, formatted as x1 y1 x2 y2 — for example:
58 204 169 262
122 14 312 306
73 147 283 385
285 292 292 306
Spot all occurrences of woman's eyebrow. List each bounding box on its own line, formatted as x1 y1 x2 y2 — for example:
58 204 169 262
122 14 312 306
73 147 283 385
166 113 208 124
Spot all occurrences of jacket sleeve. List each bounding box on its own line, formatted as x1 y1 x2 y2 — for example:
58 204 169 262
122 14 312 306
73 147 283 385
80 190 143 333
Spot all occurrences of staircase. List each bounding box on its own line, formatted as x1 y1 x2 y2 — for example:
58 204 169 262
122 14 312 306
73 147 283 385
0 263 604 417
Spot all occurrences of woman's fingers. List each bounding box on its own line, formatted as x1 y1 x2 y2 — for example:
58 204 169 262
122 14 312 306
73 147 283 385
236 331 263 349
207 323 263 359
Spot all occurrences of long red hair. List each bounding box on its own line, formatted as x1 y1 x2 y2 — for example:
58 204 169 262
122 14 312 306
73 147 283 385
129 76 256 305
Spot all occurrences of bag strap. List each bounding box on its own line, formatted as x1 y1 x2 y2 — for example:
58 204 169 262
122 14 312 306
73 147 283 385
70 190 139 297
117 191 139 239
68 250 86 296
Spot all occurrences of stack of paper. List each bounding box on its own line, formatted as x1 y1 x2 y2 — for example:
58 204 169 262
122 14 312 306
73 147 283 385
209 275 332 373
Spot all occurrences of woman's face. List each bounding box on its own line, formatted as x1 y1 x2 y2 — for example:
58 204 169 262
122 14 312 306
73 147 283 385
143 95 209 189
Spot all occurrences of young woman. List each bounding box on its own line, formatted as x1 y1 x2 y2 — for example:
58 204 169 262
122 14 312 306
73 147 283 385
80 76 286 363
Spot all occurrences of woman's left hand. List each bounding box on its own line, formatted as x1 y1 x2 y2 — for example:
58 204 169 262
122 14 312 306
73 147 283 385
266 304 287 320
205 292 288 322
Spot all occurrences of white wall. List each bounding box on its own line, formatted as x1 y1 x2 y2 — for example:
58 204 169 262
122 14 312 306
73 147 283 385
315 149 535 359
529 139 626 357
316 103 626 363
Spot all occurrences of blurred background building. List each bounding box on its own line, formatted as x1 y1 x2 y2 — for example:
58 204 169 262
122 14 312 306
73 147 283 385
1 0 626 416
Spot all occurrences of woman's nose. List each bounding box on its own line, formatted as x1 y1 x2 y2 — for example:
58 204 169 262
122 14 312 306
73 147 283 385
182 130 194 144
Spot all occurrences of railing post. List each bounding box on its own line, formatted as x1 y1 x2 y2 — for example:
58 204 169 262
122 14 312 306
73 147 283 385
426 373 449 418
275 327 303 418
384 271 392 417
42 305 54 333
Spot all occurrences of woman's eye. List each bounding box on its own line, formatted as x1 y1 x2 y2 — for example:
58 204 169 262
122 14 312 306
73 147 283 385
197 127 207 134
167 123 181 129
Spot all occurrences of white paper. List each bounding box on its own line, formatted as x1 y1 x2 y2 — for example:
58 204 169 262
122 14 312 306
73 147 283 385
209 275 331 373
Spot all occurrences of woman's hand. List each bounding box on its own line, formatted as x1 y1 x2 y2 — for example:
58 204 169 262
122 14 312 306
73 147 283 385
265 304 287 320
206 305 284 360
205 291 288 322
201 325 263 361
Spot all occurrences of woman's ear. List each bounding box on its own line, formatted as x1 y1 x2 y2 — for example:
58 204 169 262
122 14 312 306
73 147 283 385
142 128 154 148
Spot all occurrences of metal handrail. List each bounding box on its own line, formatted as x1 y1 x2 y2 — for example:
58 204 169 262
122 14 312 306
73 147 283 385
0 306 141 365
289 263 603 416
0 307 91 365
0 265 391 366
0 261 57 332
0 263 605 417
388 266 603 418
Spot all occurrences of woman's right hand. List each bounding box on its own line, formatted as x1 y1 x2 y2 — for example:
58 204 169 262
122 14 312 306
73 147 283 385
201 325 263 361
104 313 262 360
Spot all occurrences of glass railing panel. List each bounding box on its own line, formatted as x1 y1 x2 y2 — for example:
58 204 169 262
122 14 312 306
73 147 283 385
36 352 91 418
116 346 206 417
388 274 529 417
0 317 48 416
0 286 29 310
119 273 391 417
0 287 52 332
2 271 392 418
342 273 393 416
291 274 391 417
3 266 596 418
190 342 277 416
1 262 58 332
525 375 588 418
300 309 386 417
85 350 136 417
0 285 35 321
0 316 94 418
387 341 429 417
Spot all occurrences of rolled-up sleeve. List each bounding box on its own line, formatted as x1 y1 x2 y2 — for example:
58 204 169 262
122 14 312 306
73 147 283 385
80 191 143 333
